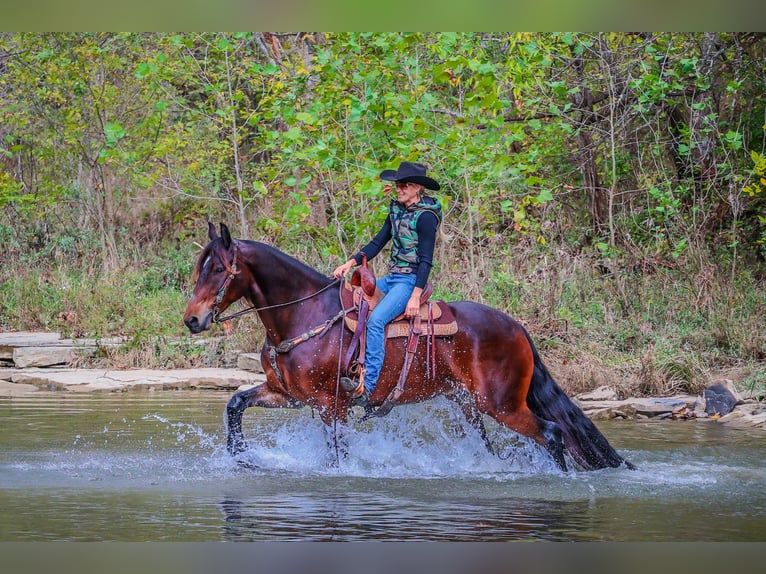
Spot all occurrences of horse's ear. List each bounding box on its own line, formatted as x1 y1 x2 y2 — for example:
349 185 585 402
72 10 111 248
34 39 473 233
208 221 218 241
220 223 232 249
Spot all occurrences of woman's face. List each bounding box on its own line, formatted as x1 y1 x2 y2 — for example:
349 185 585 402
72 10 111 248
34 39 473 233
395 181 424 207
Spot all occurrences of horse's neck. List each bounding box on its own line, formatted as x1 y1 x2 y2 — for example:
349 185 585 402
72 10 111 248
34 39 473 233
242 242 337 337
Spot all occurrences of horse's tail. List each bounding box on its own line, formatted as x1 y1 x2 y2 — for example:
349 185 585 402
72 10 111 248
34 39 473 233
523 330 634 471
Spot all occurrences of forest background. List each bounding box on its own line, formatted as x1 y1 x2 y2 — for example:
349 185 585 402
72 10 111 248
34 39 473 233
0 32 764 398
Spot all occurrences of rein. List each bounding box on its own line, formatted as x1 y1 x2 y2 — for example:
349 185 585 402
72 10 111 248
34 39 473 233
213 278 341 323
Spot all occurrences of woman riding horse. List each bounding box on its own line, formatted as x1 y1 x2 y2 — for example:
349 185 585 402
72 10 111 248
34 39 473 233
333 161 442 408
184 222 634 472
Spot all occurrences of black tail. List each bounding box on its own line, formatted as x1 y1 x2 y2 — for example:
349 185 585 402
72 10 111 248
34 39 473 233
523 331 634 471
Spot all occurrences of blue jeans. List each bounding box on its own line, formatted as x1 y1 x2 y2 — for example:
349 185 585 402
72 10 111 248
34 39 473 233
364 273 417 394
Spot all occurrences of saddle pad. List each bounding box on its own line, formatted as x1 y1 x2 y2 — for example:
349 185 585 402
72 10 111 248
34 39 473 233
341 283 458 338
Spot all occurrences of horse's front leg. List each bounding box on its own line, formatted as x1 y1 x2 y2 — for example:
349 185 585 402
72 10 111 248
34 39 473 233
314 394 351 467
225 383 301 455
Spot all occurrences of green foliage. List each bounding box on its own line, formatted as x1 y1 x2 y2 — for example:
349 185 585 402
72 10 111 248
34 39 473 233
0 33 764 391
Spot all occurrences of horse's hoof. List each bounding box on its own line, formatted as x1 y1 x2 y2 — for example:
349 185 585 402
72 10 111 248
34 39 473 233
235 459 260 470
545 440 568 472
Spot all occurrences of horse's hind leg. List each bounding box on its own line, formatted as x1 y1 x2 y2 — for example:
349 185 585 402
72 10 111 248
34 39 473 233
447 390 494 455
492 408 567 472
225 383 301 455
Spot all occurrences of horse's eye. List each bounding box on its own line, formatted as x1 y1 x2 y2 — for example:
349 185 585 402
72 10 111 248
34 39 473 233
214 266 225 273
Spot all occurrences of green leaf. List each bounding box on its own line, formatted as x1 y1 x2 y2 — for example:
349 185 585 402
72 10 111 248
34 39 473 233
295 112 317 125
536 188 554 203
283 127 303 141
104 123 126 147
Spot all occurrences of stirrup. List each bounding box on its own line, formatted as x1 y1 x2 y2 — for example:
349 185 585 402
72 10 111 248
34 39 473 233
340 376 365 399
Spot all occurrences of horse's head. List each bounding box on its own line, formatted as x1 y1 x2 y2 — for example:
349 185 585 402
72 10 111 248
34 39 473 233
184 222 244 334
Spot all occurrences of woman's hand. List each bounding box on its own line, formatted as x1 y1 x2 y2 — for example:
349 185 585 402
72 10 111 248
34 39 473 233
405 287 423 318
333 259 356 279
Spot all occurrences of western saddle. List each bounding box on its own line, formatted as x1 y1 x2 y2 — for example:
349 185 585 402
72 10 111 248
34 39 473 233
339 256 457 417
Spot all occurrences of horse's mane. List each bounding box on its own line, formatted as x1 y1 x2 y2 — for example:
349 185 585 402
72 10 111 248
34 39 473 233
191 238 331 285
240 240 332 285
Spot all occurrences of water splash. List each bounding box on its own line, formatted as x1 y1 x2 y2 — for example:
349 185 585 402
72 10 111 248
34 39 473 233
234 398 562 478
142 413 220 451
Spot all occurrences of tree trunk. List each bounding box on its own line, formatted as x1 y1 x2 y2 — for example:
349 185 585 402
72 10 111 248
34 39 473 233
577 130 608 237
571 51 608 238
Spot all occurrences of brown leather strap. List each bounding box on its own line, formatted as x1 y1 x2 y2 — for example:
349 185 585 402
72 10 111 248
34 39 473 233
428 302 435 380
364 316 422 419
343 297 369 375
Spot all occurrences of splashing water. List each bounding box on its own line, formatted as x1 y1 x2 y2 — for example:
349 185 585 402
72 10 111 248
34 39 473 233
234 397 563 478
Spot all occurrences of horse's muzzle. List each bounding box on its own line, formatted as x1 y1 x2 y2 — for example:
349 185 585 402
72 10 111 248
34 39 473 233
184 310 213 333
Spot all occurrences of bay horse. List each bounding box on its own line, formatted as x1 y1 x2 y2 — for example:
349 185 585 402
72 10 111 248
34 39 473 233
184 222 634 472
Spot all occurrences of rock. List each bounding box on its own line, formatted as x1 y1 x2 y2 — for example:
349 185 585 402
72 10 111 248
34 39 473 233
717 410 747 426
0 380 39 395
237 353 264 373
747 412 766 428
628 397 688 416
576 386 619 401
691 395 707 417
4 368 267 393
0 332 63 360
586 407 633 421
704 381 740 416
0 331 124 367
13 347 75 368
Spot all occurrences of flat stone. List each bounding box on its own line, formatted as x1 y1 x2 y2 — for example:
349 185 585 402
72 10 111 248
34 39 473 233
747 413 766 428
576 399 634 411
716 410 750 427
237 353 264 373
628 397 688 415
0 332 64 359
576 386 619 401
585 407 634 421
13 347 76 368
1 332 125 365
0 380 40 395
5 368 267 393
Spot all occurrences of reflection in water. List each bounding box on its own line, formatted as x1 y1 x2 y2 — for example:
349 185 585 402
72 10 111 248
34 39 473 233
218 494 592 541
1 391 765 541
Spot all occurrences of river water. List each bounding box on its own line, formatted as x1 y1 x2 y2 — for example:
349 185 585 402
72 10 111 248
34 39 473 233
1 391 764 541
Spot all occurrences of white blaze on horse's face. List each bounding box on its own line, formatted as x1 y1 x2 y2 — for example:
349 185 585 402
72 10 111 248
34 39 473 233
183 250 224 334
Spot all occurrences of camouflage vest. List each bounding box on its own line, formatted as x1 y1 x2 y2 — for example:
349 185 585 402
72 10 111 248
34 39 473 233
388 196 442 270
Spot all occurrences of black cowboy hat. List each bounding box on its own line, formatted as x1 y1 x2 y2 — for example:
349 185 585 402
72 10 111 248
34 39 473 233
380 161 440 191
